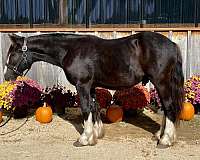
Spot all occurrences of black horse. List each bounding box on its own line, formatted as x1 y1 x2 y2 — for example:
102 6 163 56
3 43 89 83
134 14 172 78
4 32 184 147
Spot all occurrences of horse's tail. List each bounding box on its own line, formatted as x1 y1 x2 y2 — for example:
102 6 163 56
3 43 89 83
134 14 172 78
171 45 184 122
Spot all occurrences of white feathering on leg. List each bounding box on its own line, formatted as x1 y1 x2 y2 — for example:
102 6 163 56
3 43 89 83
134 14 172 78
78 112 97 146
159 117 176 146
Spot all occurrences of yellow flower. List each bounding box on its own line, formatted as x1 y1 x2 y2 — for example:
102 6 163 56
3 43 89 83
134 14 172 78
0 80 16 110
192 76 199 81
17 76 28 81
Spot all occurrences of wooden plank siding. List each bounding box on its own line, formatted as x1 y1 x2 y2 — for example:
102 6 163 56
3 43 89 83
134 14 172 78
0 28 200 91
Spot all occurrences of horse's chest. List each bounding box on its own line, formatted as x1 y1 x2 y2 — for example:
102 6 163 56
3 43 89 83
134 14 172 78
64 55 94 83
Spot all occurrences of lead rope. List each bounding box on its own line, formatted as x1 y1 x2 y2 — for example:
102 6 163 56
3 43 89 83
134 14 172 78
0 116 28 135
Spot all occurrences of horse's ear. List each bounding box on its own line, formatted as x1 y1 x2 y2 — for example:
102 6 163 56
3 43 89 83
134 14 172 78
8 34 24 45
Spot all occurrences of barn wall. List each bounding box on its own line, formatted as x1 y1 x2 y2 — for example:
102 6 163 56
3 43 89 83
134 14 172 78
0 30 199 91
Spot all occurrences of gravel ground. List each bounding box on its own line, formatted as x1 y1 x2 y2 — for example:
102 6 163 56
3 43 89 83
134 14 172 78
0 108 200 160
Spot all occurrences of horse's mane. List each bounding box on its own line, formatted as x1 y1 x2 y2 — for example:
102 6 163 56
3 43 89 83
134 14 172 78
27 33 137 43
28 33 95 42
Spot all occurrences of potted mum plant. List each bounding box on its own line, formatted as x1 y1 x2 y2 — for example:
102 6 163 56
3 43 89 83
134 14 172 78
113 84 150 117
75 88 112 109
149 88 162 113
43 85 76 115
184 75 200 114
0 76 43 118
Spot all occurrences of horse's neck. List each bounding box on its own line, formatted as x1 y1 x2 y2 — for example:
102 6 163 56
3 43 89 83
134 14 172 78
29 37 67 67
32 52 61 66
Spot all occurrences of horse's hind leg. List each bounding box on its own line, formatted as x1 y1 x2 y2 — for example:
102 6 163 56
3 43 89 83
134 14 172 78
75 83 104 146
152 56 184 147
154 82 177 147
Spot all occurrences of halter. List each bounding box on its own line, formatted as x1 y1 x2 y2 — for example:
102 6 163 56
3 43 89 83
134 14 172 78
6 38 31 76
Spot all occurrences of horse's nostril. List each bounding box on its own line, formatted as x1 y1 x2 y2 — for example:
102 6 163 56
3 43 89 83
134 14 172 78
4 74 10 81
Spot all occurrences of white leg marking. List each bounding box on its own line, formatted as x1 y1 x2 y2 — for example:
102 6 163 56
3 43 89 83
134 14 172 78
159 117 176 146
78 112 97 146
94 119 104 139
155 115 165 140
78 112 105 146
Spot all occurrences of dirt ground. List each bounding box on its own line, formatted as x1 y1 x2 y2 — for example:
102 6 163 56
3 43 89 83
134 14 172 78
0 108 200 160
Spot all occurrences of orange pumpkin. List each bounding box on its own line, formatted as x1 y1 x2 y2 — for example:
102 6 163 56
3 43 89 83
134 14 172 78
0 110 3 123
179 102 195 121
106 105 123 123
35 102 53 123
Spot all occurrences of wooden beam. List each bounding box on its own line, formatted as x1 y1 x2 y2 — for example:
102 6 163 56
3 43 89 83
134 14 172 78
1 27 200 32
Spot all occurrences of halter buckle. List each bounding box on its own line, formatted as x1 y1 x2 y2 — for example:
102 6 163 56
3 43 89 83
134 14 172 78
22 45 27 52
22 38 28 52
13 66 17 72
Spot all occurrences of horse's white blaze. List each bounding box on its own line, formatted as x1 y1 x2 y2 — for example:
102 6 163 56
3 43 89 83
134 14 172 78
3 66 7 75
4 53 11 74
160 117 176 146
78 112 97 146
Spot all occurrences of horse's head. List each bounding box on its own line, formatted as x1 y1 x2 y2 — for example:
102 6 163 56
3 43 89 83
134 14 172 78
4 34 33 81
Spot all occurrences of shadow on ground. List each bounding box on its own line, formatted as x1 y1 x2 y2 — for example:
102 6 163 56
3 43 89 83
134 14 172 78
59 108 160 138
124 112 160 135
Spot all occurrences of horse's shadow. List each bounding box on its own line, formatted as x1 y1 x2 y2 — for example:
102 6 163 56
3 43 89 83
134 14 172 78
123 112 161 135
59 108 160 136
59 108 84 134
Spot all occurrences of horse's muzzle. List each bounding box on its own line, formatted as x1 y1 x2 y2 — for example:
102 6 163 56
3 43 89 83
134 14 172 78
4 69 18 81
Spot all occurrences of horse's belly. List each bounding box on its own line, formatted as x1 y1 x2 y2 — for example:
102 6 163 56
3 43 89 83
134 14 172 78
96 69 144 89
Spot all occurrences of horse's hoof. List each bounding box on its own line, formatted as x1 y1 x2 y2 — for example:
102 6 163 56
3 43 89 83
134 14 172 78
156 143 170 149
73 139 97 147
151 136 158 141
157 136 173 149
73 141 84 147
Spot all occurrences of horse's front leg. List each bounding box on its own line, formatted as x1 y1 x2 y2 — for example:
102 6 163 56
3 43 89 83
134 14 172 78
76 84 104 146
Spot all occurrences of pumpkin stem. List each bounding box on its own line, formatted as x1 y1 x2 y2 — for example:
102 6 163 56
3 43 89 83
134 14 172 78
44 102 47 107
